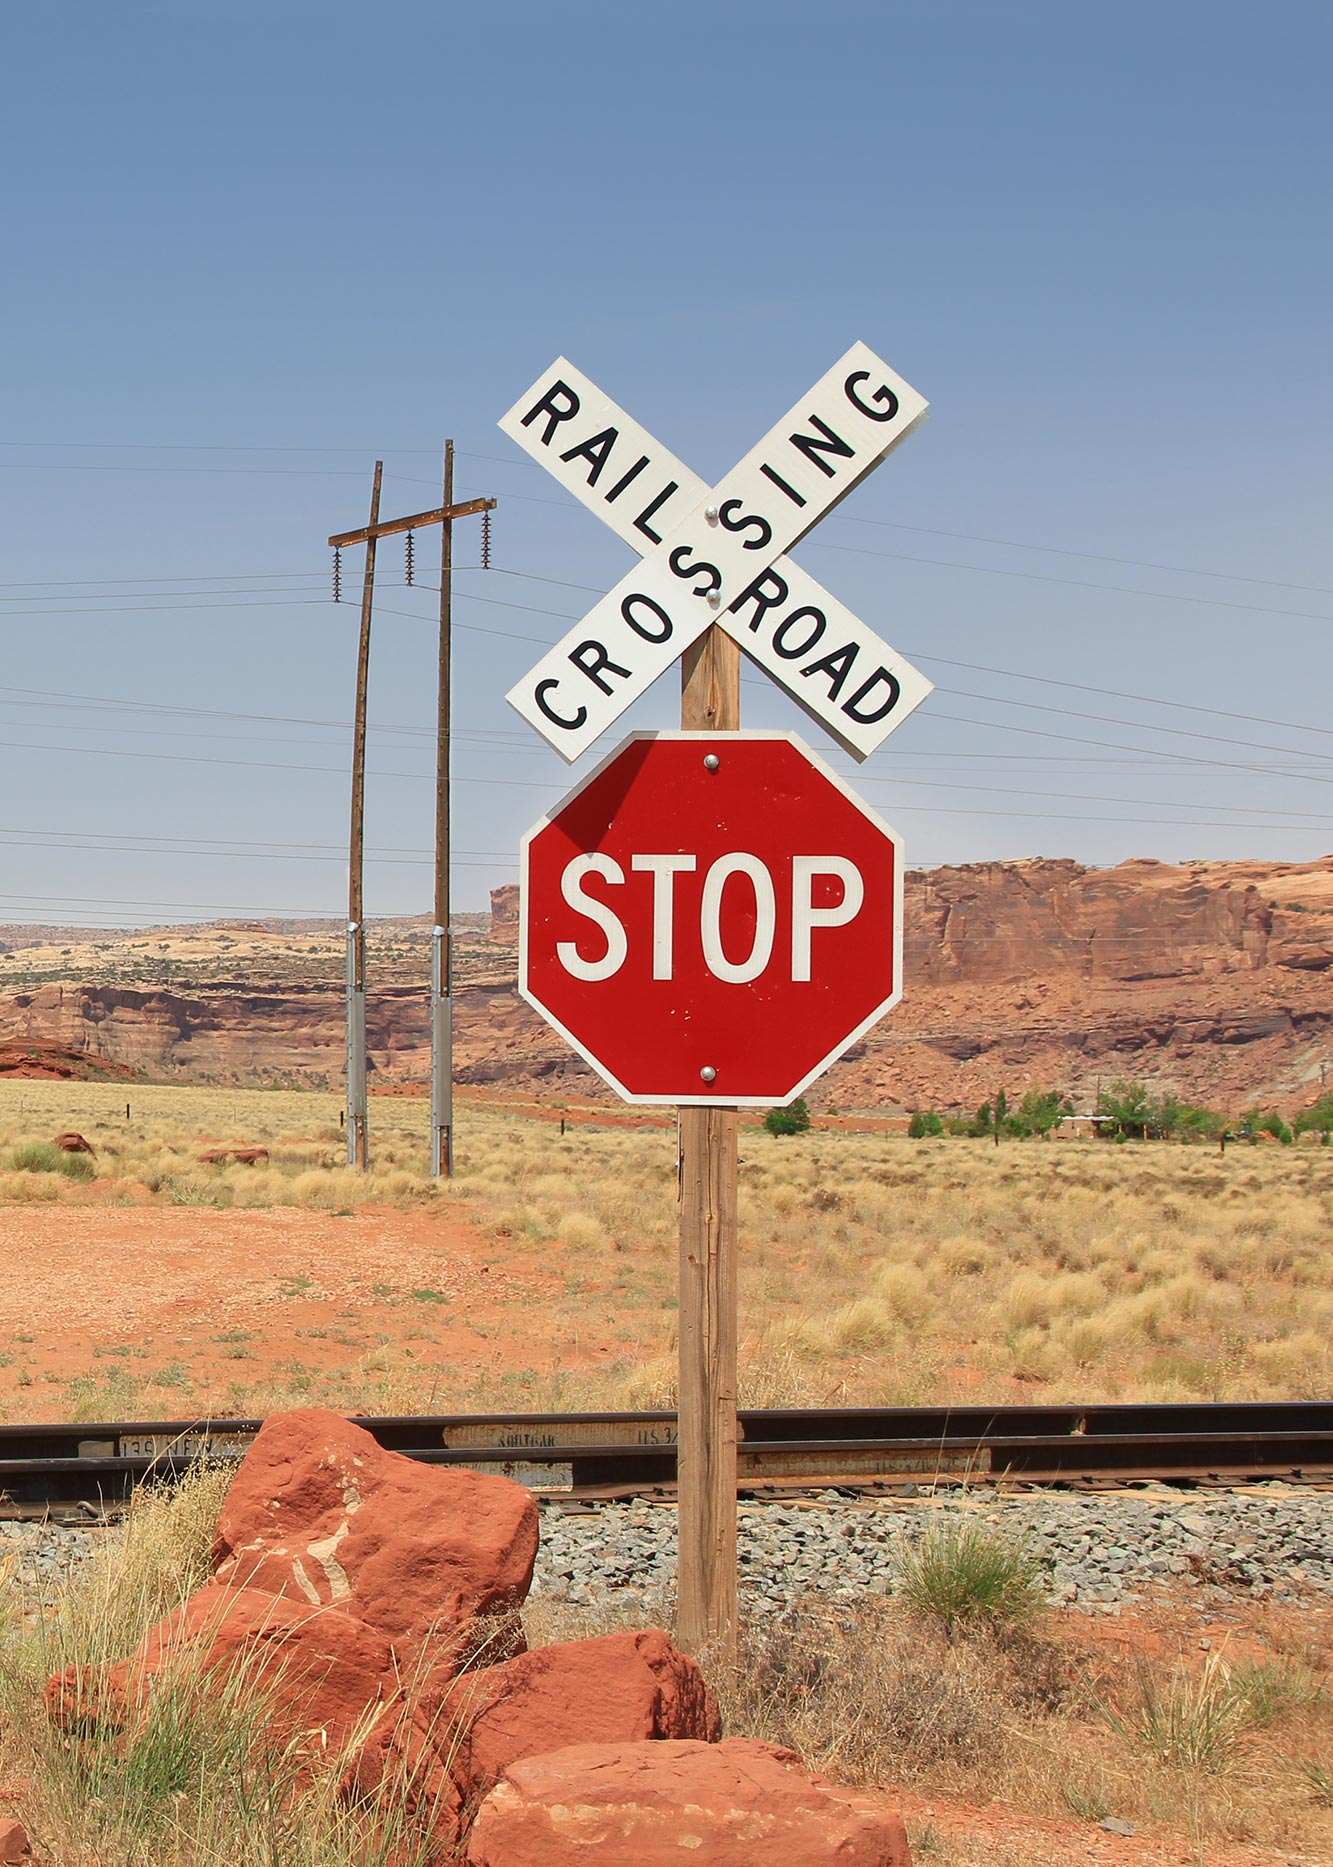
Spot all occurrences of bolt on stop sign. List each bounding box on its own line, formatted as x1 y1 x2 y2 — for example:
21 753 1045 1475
521 733 903 1106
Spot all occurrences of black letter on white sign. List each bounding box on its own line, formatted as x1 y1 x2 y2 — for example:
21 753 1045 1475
621 593 673 642
788 415 854 478
843 667 901 724
521 381 581 446
668 546 721 597
802 640 858 700
844 371 900 423
535 680 587 731
569 641 631 694
560 427 618 486
633 481 680 545
718 499 773 551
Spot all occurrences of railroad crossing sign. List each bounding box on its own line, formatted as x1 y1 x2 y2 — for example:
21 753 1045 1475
520 732 903 1106
499 344 932 761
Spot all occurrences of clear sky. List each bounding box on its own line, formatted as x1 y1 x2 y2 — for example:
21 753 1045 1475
4 1 1331 927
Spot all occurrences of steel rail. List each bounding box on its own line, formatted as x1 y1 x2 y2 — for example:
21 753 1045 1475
1 1402 1332 1514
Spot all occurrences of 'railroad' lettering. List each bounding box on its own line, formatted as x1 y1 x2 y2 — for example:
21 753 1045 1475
802 641 858 701
842 667 901 724
633 480 680 544
521 380 581 446
560 426 618 485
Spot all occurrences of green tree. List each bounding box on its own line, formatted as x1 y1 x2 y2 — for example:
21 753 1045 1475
1009 1089 1069 1138
908 1109 945 1138
1295 1092 1333 1136
764 1097 811 1138
1178 1103 1229 1142
1096 1079 1154 1140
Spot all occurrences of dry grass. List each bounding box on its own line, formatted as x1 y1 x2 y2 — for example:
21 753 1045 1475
525 1589 1333 1861
0 1458 1329 1863
1 1081 1330 1415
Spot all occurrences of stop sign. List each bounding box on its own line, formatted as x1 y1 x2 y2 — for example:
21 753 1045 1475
520 733 903 1106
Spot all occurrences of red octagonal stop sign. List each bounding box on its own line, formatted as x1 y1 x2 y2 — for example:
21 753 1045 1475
520 733 903 1106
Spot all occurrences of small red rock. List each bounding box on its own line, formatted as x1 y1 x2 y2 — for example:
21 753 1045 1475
211 1409 539 1668
0 1819 30 1861
47 1584 395 1766
465 1738 913 1866
442 1628 719 1803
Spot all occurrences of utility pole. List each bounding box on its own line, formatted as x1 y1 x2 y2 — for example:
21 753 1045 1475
676 623 740 1663
345 461 381 1170
329 451 494 1178
432 441 455 1178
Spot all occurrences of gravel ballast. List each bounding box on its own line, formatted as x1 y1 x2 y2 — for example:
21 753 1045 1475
3 1484 1330 1617
530 1484 1333 1616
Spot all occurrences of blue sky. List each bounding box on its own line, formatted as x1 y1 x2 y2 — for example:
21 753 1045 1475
4 1 1331 925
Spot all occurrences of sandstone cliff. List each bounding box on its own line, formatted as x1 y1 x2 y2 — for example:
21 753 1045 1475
1 857 1330 1112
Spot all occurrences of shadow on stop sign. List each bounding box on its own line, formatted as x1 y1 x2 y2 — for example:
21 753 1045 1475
519 733 903 1107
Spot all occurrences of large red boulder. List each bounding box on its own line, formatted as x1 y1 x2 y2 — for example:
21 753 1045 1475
465 1739 913 1866
211 1409 539 1668
441 1628 719 1804
46 1584 395 1767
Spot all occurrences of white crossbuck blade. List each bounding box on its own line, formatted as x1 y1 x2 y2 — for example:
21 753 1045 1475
498 344 934 762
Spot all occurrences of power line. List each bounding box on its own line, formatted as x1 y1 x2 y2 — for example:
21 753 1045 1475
805 535 1333 627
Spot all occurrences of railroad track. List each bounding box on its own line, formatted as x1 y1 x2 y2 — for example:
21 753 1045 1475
2 1402 1332 1518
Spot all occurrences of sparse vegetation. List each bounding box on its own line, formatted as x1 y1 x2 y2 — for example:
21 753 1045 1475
763 1096 811 1138
0 1079 1330 1422
895 1514 1043 1632
6 1140 95 1180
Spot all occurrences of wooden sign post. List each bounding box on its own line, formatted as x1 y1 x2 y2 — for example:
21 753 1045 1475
677 626 740 1658
501 343 926 1665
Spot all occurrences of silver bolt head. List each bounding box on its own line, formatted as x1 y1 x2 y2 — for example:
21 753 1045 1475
706 588 721 608
700 1065 717 1083
703 753 720 772
704 505 719 523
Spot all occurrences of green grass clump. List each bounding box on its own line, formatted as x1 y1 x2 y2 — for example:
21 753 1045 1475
5 1140 96 1180
1101 1655 1250 1774
895 1514 1043 1633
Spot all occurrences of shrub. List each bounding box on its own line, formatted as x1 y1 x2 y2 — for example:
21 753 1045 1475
1100 1655 1250 1773
764 1098 811 1138
895 1515 1043 1633
1295 1092 1333 1136
6 1140 95 1181
908 1110 945 1138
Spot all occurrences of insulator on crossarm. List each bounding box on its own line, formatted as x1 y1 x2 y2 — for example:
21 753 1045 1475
405 530 415 586
332 546 342 602
481 507 492 571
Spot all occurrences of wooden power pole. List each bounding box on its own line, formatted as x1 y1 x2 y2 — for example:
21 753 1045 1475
676 623 740 1661
329 449 494 1178
345 461 382 1170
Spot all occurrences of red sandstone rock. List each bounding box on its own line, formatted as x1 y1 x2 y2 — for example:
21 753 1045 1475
441 1628 719 1803
46 1584 395 1762
465 1738 913 1866
211 1409 538 1667
0 1820 30 1862
52 1130 94 1154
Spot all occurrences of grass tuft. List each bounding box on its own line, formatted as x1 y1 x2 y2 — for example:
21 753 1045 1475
895 1513 1044 1633
6 1140 96 1180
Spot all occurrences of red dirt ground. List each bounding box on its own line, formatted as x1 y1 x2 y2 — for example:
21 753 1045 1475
0 1199 1328 1865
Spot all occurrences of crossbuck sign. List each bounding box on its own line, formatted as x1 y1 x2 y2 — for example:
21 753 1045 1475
499 343 933 761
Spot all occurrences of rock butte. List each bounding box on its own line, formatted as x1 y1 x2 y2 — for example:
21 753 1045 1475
1 854 1330 1110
